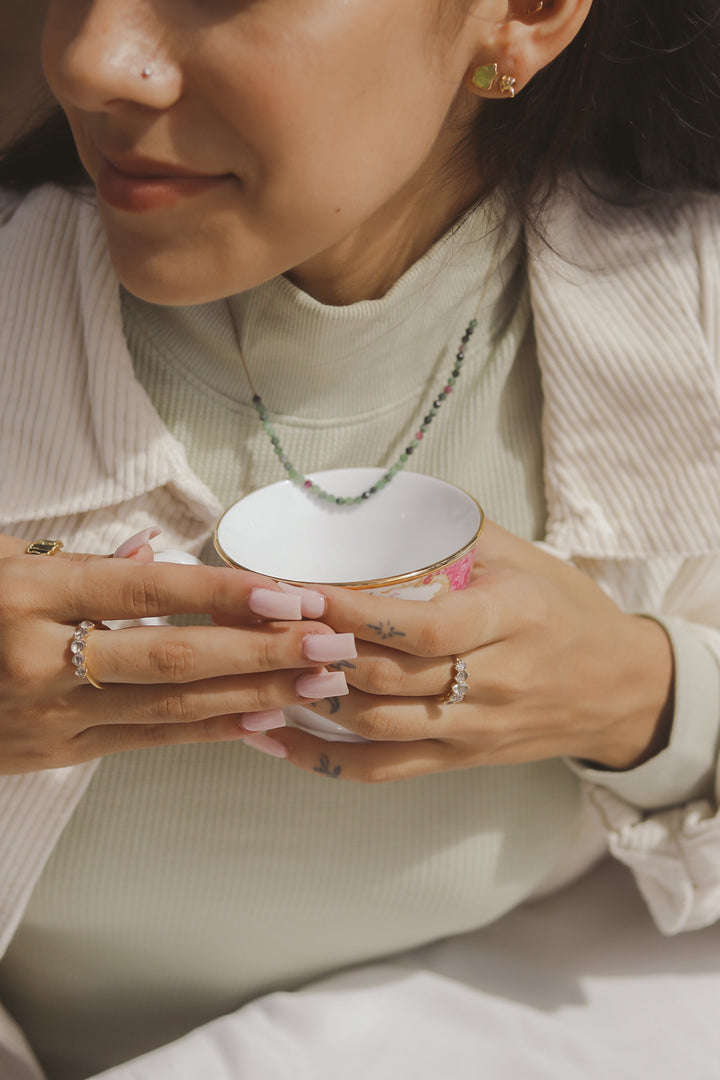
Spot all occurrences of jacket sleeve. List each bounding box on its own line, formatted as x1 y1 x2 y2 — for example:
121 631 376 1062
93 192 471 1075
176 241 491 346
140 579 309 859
569 585 720 934
530 187 720 935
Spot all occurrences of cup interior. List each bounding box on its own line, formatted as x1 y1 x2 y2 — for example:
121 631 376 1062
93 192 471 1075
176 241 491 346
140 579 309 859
214 468 483 585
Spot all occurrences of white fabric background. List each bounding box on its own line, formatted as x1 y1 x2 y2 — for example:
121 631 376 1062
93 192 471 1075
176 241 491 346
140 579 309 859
92 857 720 1080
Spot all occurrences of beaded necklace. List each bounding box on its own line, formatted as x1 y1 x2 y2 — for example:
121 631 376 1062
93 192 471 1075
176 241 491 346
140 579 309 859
230 243 500 505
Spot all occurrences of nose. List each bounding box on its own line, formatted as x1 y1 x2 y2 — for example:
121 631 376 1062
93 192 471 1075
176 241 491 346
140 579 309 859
43 0 182 113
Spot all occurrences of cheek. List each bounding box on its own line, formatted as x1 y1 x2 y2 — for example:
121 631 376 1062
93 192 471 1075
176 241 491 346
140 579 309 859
235 76 453 228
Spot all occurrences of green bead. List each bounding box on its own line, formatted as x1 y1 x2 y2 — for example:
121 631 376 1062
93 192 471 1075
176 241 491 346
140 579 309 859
399 453 408 464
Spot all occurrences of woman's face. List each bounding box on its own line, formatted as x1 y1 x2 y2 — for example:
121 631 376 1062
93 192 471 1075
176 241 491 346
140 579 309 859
43 0 487 305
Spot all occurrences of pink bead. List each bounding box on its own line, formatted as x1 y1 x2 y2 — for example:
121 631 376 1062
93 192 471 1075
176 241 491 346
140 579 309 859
415 432 423 440
304 480 312 488
444 385 453 393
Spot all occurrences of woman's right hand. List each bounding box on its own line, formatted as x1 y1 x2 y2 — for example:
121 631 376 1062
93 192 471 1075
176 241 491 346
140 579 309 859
0 535 352 775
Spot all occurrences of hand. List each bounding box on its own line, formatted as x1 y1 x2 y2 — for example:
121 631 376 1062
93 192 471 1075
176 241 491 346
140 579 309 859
260 521 675 783
0 534 353 774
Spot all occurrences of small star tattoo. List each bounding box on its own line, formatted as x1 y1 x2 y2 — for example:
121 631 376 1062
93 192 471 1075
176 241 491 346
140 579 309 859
367 621 406 641
314 753 342 779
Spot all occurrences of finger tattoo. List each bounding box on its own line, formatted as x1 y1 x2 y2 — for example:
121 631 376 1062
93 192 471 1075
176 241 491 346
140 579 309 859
314 753 342 779
367 621 406 641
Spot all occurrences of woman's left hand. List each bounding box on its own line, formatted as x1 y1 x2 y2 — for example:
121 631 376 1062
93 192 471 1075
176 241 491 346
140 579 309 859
267 521 675 782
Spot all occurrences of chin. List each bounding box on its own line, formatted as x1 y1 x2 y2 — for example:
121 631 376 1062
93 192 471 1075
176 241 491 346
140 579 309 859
99 209 285 306
106 244 277 306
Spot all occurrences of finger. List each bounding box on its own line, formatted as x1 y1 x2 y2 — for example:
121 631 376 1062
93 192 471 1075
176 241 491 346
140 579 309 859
74 713 251 760
254 725 459 783
9 557 317 624
68 663 348 726
297 685 462 743
271 721 568 781
339 643 466 699
313 572 517 658
54 621 350 687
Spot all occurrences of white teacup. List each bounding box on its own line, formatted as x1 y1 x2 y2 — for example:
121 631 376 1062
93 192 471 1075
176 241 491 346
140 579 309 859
214 468 484 740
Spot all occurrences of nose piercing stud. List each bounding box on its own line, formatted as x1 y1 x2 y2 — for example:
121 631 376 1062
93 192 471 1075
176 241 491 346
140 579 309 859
141 66 153 79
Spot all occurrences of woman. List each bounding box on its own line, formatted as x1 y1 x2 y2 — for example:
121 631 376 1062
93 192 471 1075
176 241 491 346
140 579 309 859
0 0 719 1076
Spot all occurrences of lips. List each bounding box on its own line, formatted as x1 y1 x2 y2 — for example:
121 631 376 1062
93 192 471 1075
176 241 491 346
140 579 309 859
97 156 233 212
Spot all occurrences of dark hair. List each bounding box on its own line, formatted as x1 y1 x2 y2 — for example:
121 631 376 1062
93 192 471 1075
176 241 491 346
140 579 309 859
2 0 719 221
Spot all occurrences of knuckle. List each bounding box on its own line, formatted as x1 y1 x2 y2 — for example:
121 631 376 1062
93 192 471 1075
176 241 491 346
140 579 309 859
153 689 192 723
147 638 198 683
414 616 450 658
239 682 267 714
361 655 402 697
351 704 397 742
138 723 174 748
355 761 395 785
255 633 279 672
122 573 162 619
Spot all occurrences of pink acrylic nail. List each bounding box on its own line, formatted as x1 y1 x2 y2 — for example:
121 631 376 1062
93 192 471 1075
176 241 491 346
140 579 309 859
296 669 349 699
249 588 302 620
113 526 162 559
302 633 356 664
240 710 287 733
243 733 289 758
277 582 327 618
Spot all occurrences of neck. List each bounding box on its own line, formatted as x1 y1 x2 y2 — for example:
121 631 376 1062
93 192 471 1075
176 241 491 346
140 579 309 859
285 139 484 306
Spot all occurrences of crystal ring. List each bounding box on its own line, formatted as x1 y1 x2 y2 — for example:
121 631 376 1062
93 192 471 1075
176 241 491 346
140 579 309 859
71 620 106 690
440 657 469 705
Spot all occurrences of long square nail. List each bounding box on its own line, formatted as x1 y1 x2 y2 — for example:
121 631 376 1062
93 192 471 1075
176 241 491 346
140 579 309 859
249 588 302 620
241 709 287 732
302 633 356 663
296 669 349 699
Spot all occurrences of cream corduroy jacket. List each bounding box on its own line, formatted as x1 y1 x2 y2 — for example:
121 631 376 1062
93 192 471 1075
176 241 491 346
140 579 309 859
0 181 719 1021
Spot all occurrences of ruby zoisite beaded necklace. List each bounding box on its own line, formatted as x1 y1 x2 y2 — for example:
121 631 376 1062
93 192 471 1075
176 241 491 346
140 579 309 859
230 252 500 505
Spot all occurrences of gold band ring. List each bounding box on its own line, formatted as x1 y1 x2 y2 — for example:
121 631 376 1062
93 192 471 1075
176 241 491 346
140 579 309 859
440 657 469 705
25 539 64 556
71 621 106 690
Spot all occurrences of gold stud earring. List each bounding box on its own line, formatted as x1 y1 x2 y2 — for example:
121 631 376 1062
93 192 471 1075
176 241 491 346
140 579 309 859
526 1 544 14
471 64 517 98
498 75 516 98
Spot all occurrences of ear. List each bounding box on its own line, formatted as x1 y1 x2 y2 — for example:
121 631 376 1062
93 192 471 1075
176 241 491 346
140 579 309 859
466 0 594 99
